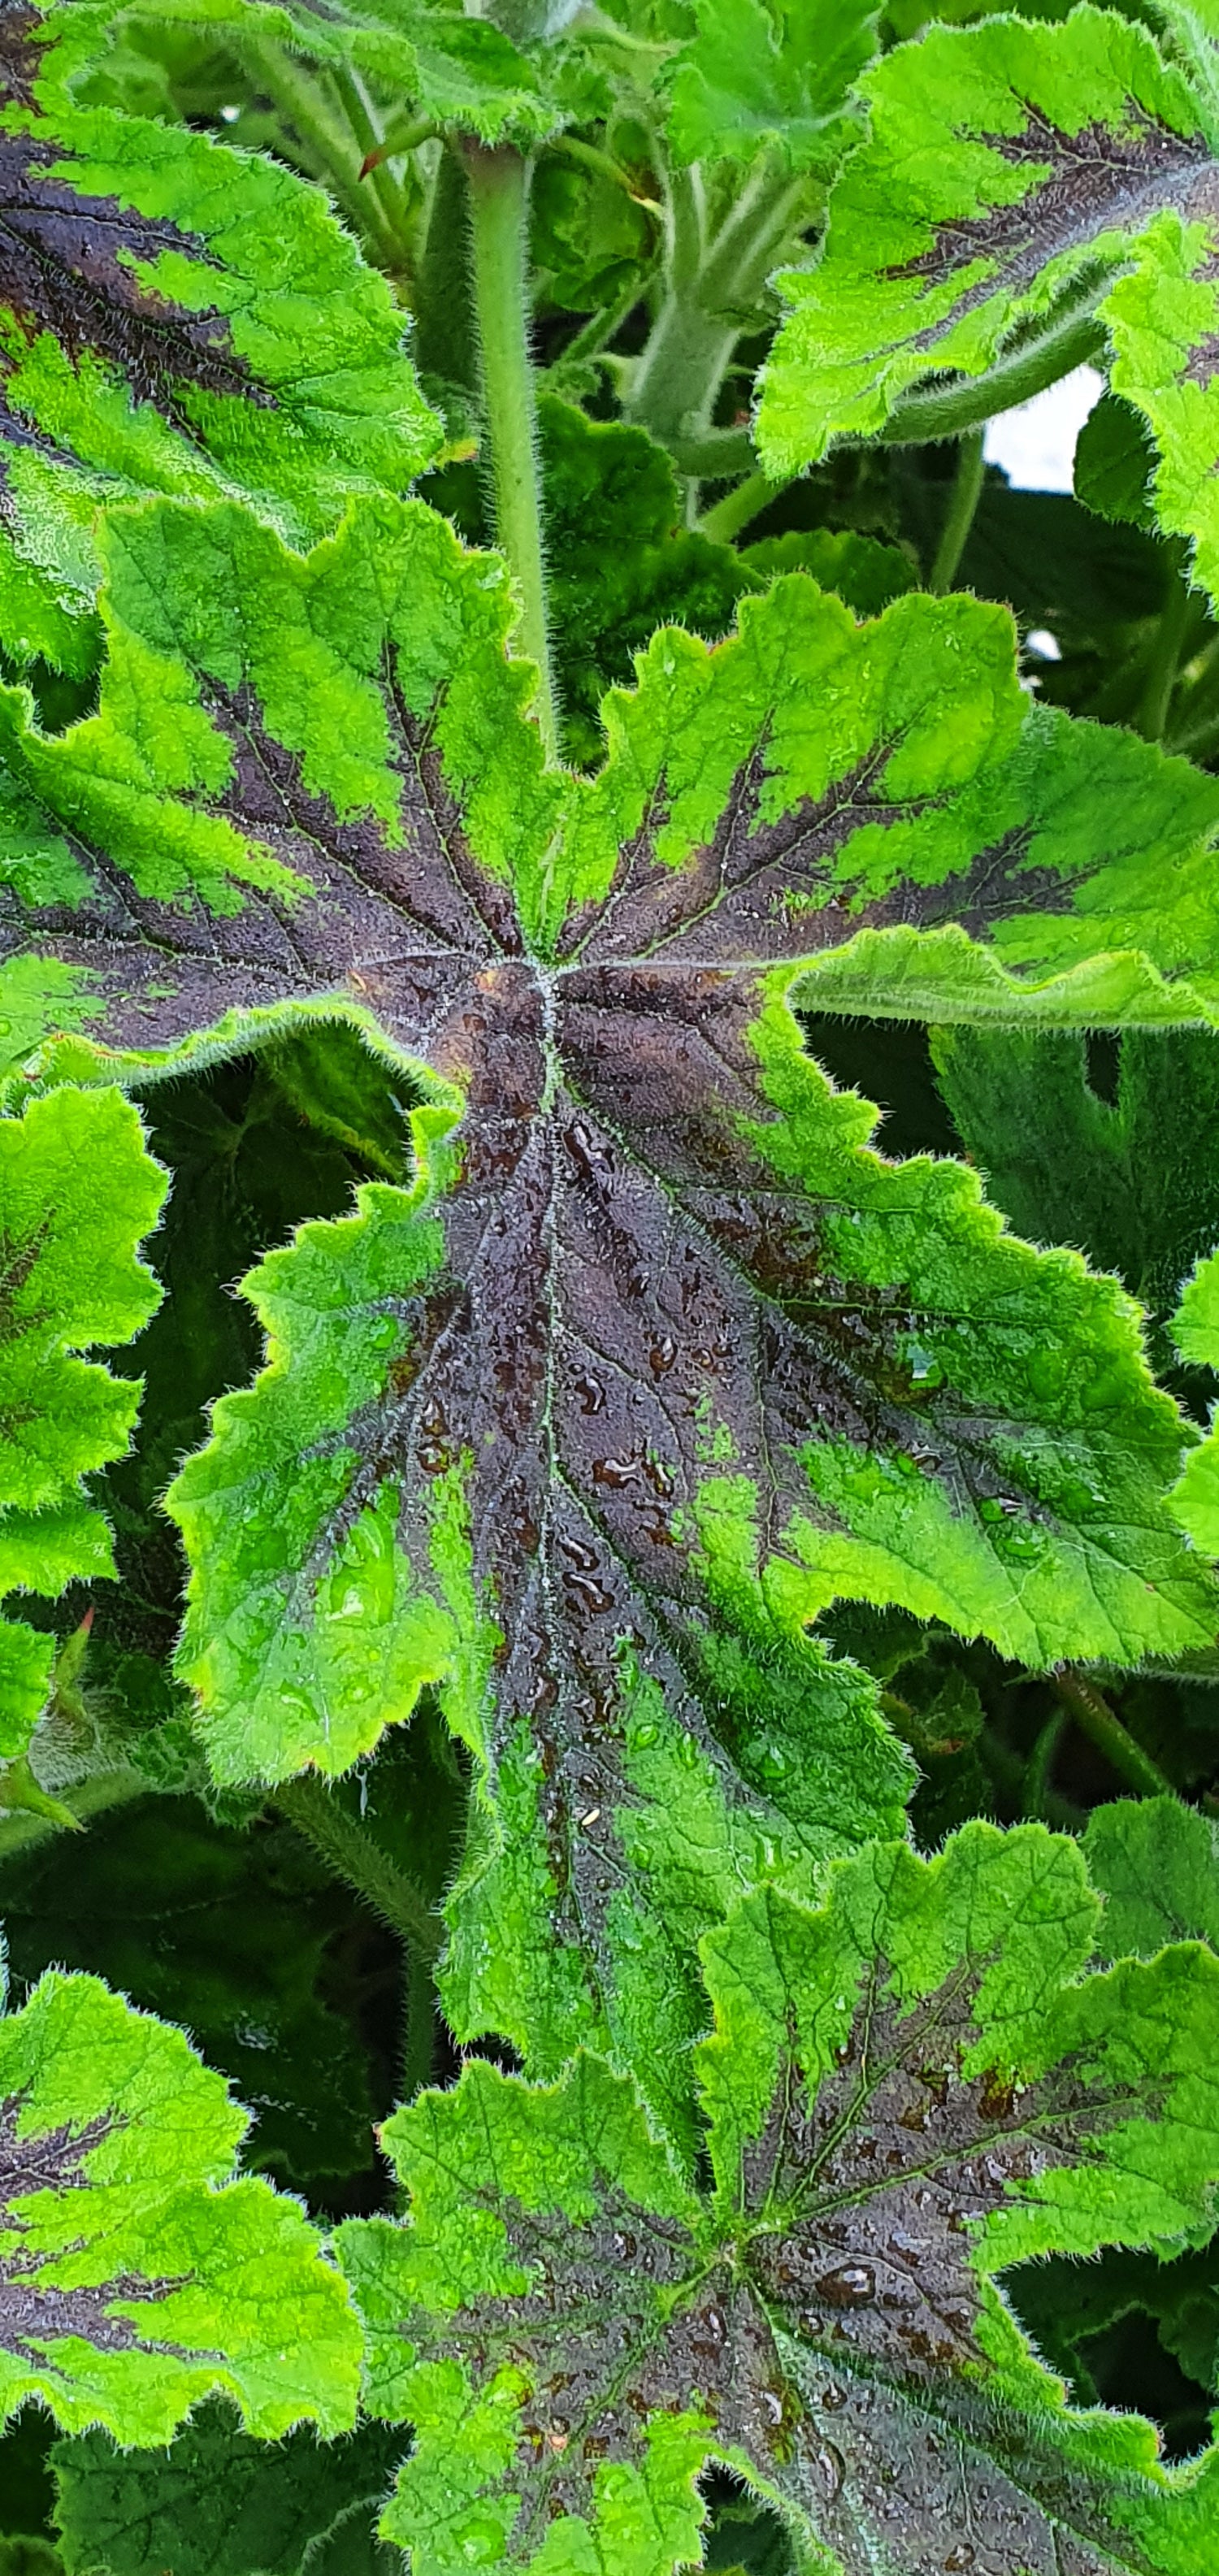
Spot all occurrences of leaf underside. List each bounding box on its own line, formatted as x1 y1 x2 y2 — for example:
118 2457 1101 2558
2 489 1218 2114
335 1821 1219 2576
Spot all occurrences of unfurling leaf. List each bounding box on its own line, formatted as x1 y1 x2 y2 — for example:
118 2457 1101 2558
335 1820 1219 2576
0 1086 163 1759
7 492 1219 2112
665 0 878 171
0 1969 360 2443
756 7 1219 609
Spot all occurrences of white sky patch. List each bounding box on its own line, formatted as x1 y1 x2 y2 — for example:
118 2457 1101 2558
983 365 1105 492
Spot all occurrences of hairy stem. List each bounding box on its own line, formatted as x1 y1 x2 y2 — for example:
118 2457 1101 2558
699 468 785 545
876 294 1108 449
1051 1667 1177 1801
929 432 986 592
462 142 559 759
328 63 414 269
1137 542 1194 742
236 36 400 266
626 154 803 475
274 1774 443 1962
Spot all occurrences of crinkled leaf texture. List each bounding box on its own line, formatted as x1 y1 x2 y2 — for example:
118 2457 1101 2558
51 2404 401 2576
0 0 439 670
3 491 1219 2116
334 1819 1219 2576
757 5 1219 609
0 1968 360 2442
1085 1792 1219 1955
665 0 878 170
0 1086 163 1757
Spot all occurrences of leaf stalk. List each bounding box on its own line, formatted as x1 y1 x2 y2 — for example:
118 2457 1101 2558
462 141 561 759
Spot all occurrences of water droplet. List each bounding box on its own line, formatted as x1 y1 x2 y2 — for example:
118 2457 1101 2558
456 2515 505 2564
649 1335 677 1377
564 1571 614 1615
593 1455 643 1488
943 2548 976 2572
817 2263 876 2309
810 2443 844 2501
575 1373 605 1414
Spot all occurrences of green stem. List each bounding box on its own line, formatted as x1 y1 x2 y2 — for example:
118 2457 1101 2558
698 468 786 546
1137 542 1193 741
626 154 802 459
400 1944 438 2101
656 287 1108 482
462 142 559 761
328 63 414 267
273 1775 443 1962
1022 1711 1068 1823
553 277 652 379
550 133 660 210
237 36 400 264
876 293 1108 449
929 431 985 592
1051 1667 1177 1801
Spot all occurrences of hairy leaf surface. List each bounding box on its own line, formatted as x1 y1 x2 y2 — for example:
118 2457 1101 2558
3 491 1219 2101
335 1820 1219 2575
51 2405 400 2576
0 1086 163 1757
756 7 1219 606
0 1968 359 2442
931 1025 1219 1355
1085 1792 1219 1955
0 0 438 670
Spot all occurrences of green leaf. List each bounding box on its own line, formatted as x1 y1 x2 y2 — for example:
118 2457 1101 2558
755 6 1219 608
49 0 569 148
335 1819 1219 2575
1086 1792 1219 1955
739 524 917 617
51 2404 400 2576
0 1087 163 1761
1169 1243 1219 1550
0 1791 376 2192
0 1968 360 2443
0 0 440 671
930 1025 1219 1353
1075 392 1160 531
665 0 878 170
3 490 1219 2108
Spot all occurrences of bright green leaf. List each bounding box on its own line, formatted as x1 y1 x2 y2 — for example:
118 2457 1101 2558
666 0 877 169
0 1088 163 1760
1169 1242 1219 1549
756 7 1219 609
0 1969 360 2443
